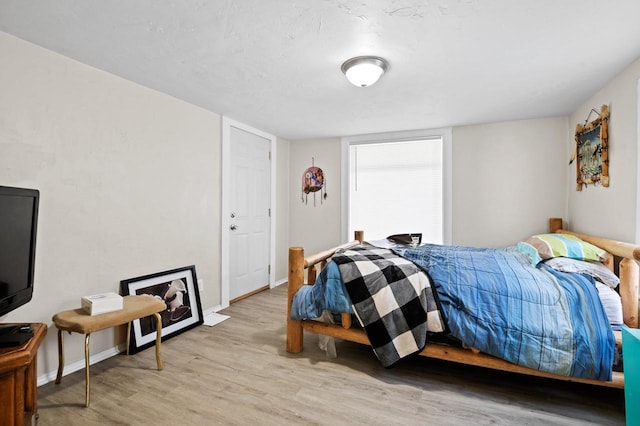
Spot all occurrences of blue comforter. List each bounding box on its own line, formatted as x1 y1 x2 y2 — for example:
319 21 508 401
290 262 354 320
401 244 615 380
291 243 615 380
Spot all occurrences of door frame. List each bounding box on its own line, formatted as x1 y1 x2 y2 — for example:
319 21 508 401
221 116 276 308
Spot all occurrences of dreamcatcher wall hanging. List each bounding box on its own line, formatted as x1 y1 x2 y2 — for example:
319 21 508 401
301 158 327 206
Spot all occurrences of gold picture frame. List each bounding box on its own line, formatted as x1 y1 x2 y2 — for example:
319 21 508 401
574 104 609 191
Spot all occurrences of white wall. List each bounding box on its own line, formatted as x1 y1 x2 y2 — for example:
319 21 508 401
289 138 342 255
568 57 640 242
452 117 568 247
0 33 222 378
289 117 568 251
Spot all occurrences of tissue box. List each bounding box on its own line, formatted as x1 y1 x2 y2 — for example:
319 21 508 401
81 292 124 315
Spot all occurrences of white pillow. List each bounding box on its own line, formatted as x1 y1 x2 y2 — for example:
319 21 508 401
544 257 619 289
595 282 623 326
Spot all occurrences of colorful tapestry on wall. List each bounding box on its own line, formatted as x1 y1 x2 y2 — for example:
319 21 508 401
572 104 610 191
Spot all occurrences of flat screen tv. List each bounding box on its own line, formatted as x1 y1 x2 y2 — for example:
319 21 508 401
0 185 39 318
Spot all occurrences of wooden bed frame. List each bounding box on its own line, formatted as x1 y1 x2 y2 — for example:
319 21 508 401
286 218 640 389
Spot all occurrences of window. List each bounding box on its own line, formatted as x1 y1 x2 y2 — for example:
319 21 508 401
342 129 451 245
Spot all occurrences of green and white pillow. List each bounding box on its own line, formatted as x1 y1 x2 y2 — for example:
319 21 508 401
524 233 608 262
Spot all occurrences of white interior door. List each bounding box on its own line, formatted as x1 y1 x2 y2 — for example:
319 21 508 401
228 126 271 300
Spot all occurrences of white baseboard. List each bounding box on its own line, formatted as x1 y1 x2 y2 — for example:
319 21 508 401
37 344 124 387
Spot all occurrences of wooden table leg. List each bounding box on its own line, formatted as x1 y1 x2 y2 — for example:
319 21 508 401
126 321 132 356
154 312 163 371
84 333 91 407
55 328 64 384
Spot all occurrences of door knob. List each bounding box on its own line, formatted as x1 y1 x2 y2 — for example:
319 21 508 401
230 224 238 231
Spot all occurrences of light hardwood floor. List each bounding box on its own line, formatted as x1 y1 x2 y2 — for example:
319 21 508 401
36 285 625 425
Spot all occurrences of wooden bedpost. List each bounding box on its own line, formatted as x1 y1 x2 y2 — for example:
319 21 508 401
355 230 364 243
307 265 317 285
549 218 563 233
287 247 305 353
619 258 639 328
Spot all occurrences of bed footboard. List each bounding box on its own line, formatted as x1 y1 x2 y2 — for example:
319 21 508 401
286 232 363 353
286 247 305 353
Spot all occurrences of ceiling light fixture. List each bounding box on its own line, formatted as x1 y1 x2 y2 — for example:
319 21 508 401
341 56 388 87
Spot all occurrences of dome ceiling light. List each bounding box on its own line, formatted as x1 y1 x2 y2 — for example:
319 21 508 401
341 56 388 87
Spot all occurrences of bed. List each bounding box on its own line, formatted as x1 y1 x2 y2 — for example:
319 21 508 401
286 218 639 388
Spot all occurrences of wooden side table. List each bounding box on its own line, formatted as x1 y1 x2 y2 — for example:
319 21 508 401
0 323 47 426
52 295 166 407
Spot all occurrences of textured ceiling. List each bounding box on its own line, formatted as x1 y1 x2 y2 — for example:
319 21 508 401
1 1 640 140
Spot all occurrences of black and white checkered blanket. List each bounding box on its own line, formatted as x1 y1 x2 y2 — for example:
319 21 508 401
332 245 446 367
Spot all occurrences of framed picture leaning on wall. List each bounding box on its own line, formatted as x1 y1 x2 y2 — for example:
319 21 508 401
121 265 203 354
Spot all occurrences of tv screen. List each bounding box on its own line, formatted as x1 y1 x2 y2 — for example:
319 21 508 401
0 186 39 317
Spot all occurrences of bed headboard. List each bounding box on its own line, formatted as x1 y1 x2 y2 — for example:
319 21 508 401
550 218 639 328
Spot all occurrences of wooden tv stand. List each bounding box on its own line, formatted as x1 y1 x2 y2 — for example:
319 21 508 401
0 323 47 426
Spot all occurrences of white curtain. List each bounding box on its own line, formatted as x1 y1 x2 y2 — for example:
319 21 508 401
349 138 443 243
